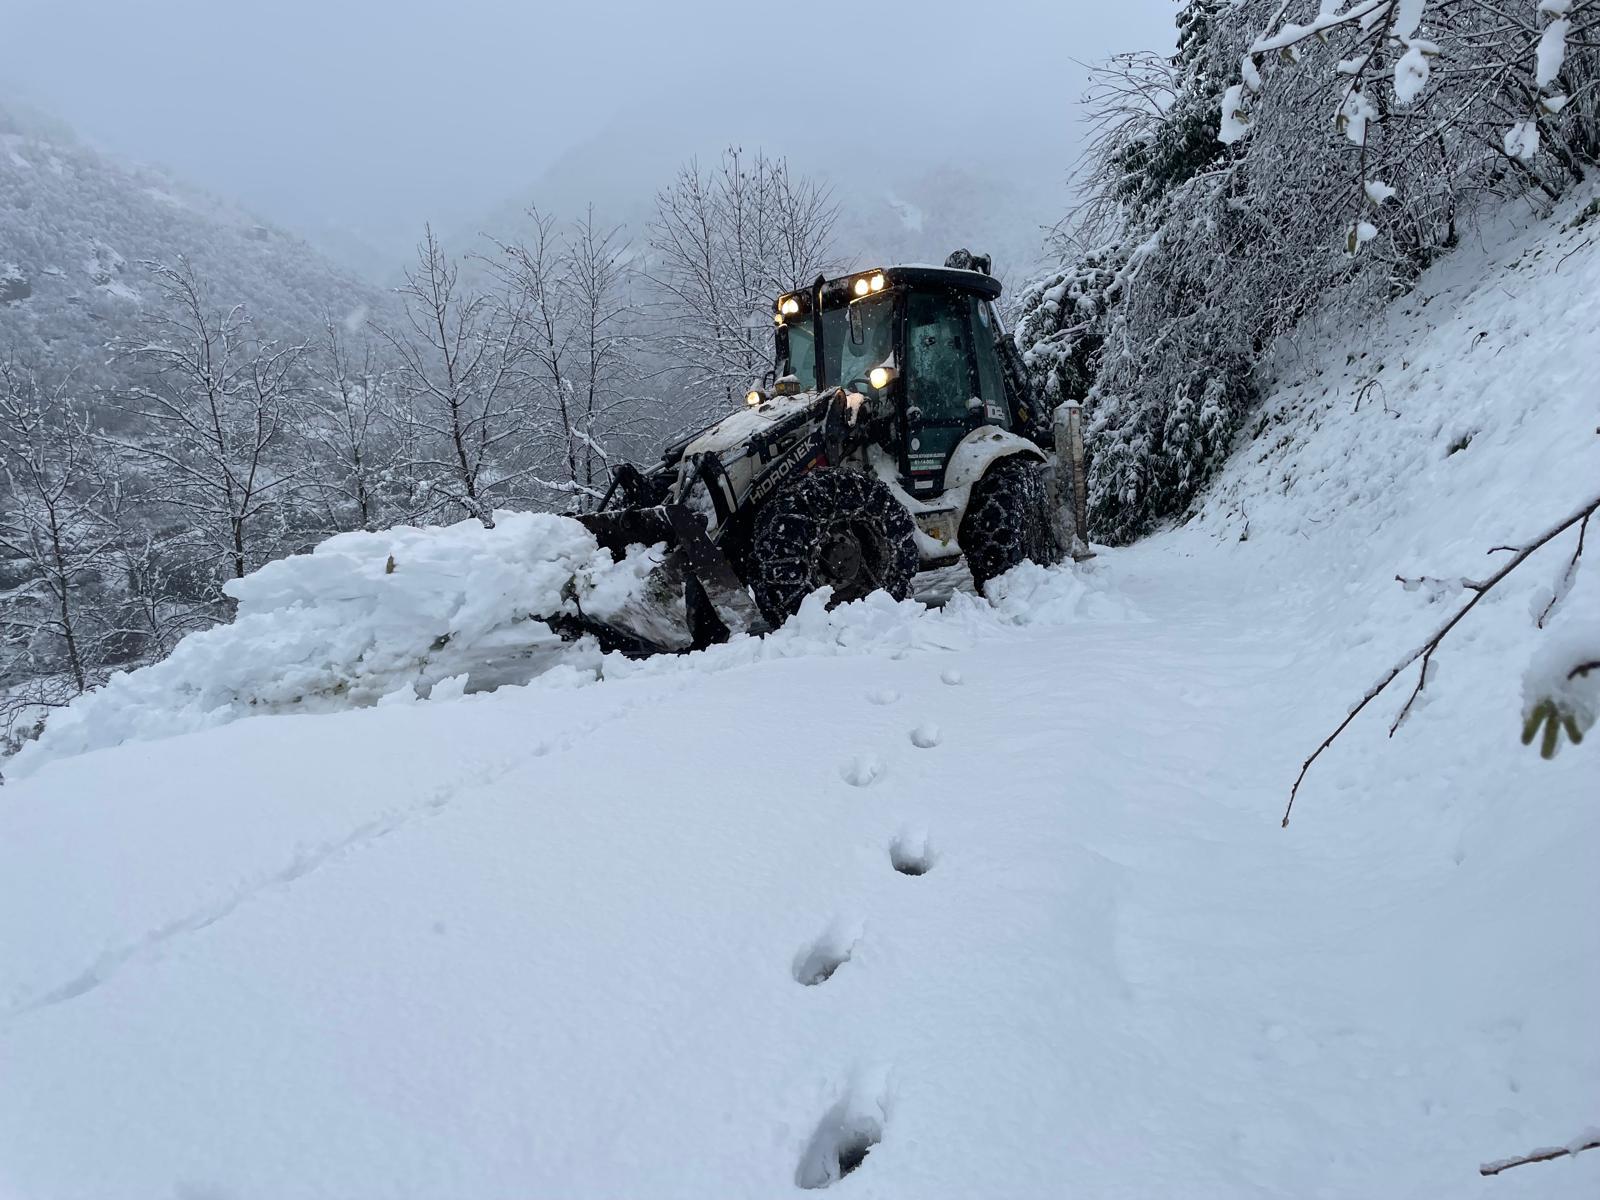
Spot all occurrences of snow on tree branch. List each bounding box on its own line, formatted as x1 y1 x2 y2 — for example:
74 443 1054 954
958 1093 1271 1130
1284 491 1600 826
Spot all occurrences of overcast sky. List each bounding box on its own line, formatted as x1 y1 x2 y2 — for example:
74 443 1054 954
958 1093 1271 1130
4 0 1177 256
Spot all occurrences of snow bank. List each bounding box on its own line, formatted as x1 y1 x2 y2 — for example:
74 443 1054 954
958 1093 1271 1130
6 506 1133 779
5 512 654 779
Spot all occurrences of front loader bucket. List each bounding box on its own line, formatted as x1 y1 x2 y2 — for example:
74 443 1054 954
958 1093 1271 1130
567 504 765 655
577 505 680 560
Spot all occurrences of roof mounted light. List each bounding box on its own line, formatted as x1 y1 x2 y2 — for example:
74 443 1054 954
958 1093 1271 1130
852 277 870 298
869 272 885 292
779 295 801 316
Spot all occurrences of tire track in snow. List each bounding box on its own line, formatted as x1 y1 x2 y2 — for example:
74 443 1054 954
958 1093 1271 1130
6 800 439 1020
2 698 649 1023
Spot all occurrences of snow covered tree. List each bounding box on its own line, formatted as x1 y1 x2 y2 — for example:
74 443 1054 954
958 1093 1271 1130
489 208 663 510
377 228 536 528
1019 0 1598 544
1016 27 1253 543
647 148 838 412
490 211 579 505
110 259 307 586
0 360 121 743
97 483 217 668
1218 0 1599 232
563 208 654 504
299 313 429 535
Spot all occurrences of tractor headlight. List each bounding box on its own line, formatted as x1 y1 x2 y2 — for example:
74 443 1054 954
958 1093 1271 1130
853 277 870 298
868 366 895 390
779 295 801 316
869 272 885 292
745 389 763 407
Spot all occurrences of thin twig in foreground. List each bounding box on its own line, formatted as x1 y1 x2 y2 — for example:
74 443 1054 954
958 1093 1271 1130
1283 491 1600 828
1479 1134 1600 1176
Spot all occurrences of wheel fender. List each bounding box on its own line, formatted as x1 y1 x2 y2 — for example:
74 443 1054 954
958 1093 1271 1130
943 426 1047 494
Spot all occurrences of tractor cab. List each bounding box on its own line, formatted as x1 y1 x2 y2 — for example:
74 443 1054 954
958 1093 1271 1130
771 258 1038 495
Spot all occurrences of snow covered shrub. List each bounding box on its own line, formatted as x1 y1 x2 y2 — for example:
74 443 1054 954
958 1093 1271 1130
1020 0 1598 544
1016 7 1265 543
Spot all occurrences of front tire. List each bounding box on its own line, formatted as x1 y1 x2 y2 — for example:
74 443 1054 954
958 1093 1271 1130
746 468 918 626
959 457 1061 592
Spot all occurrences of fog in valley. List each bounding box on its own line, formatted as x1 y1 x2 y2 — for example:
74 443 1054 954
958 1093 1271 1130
4 0 1176 277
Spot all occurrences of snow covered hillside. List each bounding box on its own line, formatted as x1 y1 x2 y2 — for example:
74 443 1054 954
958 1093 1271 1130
0 103 374 383
1 193 1596 1199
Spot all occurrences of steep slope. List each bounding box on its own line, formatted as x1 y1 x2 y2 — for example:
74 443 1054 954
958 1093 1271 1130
0 103 376 382
0 192 1594 1200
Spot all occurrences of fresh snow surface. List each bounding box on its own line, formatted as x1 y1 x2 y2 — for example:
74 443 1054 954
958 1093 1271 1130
1 193 1597 1199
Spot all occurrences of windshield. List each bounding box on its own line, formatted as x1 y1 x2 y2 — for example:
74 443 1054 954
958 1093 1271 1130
779 294 895 391
820 296 894 390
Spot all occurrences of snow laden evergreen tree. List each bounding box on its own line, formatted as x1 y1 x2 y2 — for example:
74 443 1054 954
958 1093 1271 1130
1016 3 1254 543
1018 0 1598 544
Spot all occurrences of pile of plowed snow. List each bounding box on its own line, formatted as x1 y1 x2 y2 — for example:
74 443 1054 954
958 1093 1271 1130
4 512 1134 781
4 513 663 778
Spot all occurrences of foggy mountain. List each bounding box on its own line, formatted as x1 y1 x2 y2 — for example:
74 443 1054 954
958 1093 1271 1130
0 103 376 383
420 116 1064 313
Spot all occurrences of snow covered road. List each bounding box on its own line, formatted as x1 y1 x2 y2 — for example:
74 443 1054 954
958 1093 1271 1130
2 193 1597 1198
1 537 1594 1199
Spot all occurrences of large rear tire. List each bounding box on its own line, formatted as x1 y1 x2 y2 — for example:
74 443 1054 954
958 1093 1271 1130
746 468 918 626
959 457 1060 592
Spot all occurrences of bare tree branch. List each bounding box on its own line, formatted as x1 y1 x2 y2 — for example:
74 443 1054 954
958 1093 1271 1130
1479 1132 1600 1175
1284 490 1600 827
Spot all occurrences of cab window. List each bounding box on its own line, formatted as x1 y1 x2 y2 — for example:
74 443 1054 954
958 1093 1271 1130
781 320 816 389
971 297 1011 429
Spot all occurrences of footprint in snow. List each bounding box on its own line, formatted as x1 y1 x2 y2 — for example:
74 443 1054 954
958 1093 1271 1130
889 831 935 877
839 754 885 787
908 722 941 749
796 1079 888 1189
867 688 900 706
793 920 860 986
